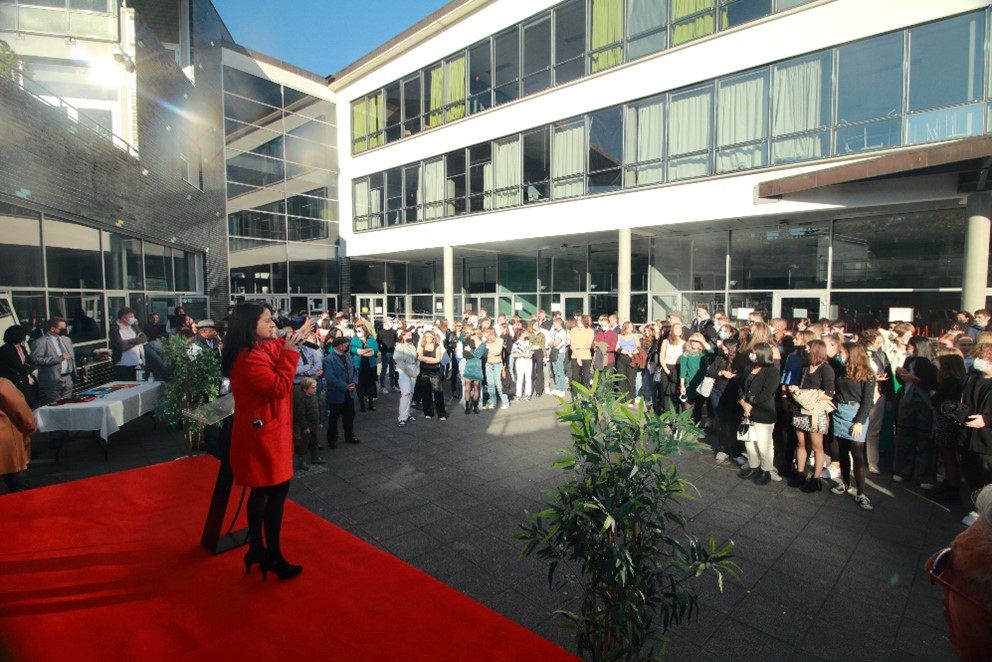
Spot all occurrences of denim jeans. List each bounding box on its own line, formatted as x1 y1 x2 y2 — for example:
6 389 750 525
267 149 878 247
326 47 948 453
379 351 396 389
552 351 567 392
485 362 508 405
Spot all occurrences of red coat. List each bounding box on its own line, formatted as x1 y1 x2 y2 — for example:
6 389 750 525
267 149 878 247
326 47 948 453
228 339 299 487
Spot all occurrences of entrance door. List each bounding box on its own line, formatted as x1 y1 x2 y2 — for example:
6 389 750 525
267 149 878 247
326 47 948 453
356 295 386 324
560 294 587 319
773 290 827 323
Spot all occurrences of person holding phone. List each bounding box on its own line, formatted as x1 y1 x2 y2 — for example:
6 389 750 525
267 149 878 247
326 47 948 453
221 302 314 581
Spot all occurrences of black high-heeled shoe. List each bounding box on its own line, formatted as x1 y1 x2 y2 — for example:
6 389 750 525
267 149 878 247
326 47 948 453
244 547 268 580
266 554 303 580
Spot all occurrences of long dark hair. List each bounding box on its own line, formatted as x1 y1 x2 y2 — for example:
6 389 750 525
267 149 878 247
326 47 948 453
220 301 269 377
908 336 936 363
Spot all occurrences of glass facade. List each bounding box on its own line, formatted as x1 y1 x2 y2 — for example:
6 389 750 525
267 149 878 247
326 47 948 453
354 10 992 231
223 65 341 300
0 202 204 345
350 0 816 154
350 206 978 336
0 0 119 41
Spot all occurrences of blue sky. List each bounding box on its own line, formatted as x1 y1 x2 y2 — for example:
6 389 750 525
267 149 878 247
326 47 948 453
211 0 448 77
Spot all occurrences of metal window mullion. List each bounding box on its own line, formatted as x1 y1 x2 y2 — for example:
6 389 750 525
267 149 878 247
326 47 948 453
830 44 839 157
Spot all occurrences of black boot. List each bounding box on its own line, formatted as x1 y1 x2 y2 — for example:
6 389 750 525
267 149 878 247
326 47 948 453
473 400 480 414
265 551 302 580
801 476 823 492
465 400 471 415
368 398 376 412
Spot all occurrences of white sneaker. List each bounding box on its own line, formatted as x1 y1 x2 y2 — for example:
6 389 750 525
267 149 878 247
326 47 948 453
919 482 935 490
381 387 389 395
868 464 880 475
855 494 873 511
769 469 783 482
892 474 906 483
734 456 748 467
500 404 509 410
831 483 848 495
391 386 401 393
714 452 729 464
439 416 447 421
962 511 979 526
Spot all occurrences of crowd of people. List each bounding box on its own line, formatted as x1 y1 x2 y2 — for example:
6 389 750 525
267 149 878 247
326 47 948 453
327 304 992 525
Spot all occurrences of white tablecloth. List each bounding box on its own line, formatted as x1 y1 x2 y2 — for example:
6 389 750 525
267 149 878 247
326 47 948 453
35 382 162 440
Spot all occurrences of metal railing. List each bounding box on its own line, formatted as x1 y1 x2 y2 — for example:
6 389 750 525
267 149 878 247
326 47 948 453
0 64 139 159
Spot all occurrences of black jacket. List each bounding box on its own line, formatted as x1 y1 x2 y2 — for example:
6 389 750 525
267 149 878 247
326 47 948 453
742 364 780 424
962 374 992 455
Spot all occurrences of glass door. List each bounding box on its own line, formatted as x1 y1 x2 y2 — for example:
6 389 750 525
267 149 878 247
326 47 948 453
357 295 387 323
773 290 827 323
560 293 587 318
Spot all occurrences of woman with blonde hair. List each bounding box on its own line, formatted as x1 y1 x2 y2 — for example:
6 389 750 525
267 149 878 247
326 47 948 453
484 327 509 409
679 332 711 423
567 315 594 397
615 321 640 401
416 330 447 420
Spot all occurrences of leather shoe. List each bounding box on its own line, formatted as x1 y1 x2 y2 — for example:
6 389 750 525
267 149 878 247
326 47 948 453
754 470 772 486
346 438 361 445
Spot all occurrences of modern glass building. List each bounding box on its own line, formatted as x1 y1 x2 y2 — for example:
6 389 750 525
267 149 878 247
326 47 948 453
336 0 992 334
3 0 992 352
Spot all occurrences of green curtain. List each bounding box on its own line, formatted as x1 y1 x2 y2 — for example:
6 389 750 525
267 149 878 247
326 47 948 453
672 0 714 21
427 65 444 128
445 56 466 122
366 92 383 149
351 99 367 153
672 14 716 45
590 0 623 73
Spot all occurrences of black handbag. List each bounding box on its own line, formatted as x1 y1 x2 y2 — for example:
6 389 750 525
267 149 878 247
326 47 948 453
939 400 972 426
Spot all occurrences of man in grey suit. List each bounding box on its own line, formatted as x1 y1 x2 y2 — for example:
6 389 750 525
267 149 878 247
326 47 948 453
30 316 75 406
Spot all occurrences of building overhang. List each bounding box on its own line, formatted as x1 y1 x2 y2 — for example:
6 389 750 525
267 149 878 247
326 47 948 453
757 135 992 199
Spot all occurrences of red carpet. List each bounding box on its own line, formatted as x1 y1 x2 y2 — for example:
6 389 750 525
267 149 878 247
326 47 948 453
0 456 575 661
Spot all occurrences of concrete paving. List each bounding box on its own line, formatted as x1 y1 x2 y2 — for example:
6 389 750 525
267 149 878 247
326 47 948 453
22 391 964 661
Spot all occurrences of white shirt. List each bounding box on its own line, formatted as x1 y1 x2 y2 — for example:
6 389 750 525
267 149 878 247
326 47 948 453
116 321 142 367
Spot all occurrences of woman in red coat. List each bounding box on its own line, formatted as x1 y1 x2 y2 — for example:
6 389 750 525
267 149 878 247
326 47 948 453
221 302 314 580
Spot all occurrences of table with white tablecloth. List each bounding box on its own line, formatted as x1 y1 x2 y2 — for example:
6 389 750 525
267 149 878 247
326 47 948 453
35 381 162 459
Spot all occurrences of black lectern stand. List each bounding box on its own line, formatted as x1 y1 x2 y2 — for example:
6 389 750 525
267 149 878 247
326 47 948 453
184 395 248 555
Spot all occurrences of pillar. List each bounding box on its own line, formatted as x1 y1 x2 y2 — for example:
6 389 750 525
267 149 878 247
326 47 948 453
618 228 631 323
962 193 991 314
443 245 455 323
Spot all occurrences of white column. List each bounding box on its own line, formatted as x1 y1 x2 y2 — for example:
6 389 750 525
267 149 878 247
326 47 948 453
963 193 991 314
618 228 631 322
443 245 455 324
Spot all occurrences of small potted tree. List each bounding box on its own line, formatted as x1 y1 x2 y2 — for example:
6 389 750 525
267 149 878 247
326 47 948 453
155 335 222 452
516 373 738 660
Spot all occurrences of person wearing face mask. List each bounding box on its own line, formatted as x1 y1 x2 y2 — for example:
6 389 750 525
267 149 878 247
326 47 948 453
959 344 992 526
30 317 75 407
109 307 148 382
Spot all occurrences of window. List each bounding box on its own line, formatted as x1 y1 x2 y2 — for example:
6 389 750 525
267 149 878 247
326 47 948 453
722 0 772 29
771 52 832 164
468 142 492 212
365 91 383 149
385 168 403 226
905 12 986 145
836 31 903 153
493 136 522 209
624 95 665 187
730 222 829 289
589 0 623 73
445 54 467 122
0 203 43 287
44 217 102 289
653 230 726 291
351 99 367 153
403 163 420 223
402 75 422 137
424 63 444 129
522 127 550 203
493 28 520 106
384 81 402 142
353 179 370 231
445 149 467 216
554 0 586 84
143 243 174 292
423 158 445 220
523 14 552 95
552 119 585 199
627 0 668 60
672 0 716 46
587 106 623 193
832 209 964 289
716 69 768 172
468 41 492 114
668 84 712 181
369 172 384 229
